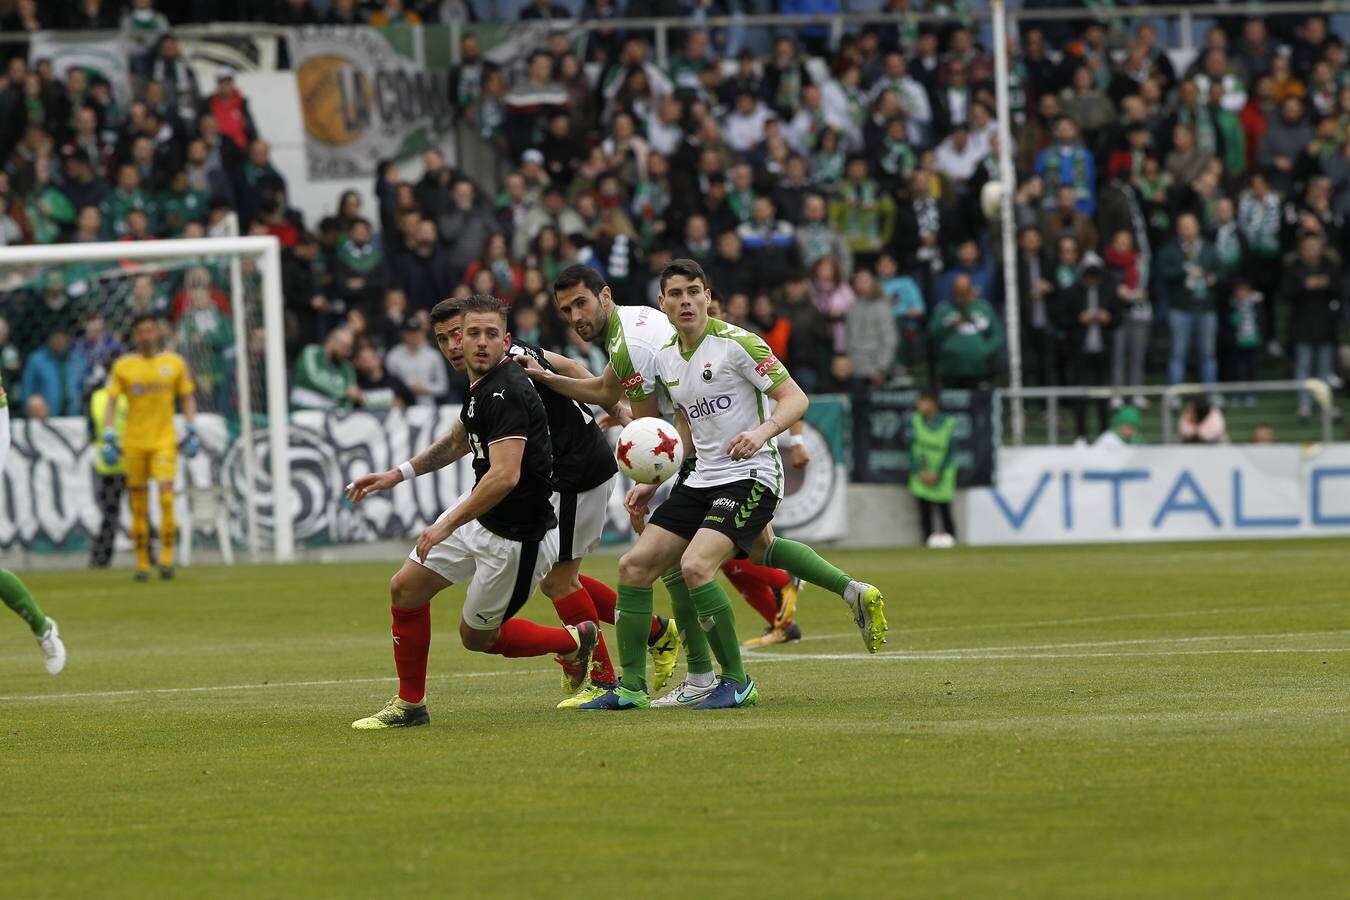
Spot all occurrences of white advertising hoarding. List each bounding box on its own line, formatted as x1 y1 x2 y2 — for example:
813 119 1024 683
965 444 1350 545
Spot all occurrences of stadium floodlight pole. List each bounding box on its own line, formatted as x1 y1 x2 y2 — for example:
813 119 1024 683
0 235 295 563
992 0 1025 445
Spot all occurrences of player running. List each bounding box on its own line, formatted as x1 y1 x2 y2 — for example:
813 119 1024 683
0 374 65 674
348 298 679 709
350 294 599 729
577 259 884 710
102 314 200 581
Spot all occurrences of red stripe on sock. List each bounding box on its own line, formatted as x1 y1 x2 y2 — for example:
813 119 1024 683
722 569 780 626
553 587 615 684
489 618 580 657
391 604 431 704
579 574 617 624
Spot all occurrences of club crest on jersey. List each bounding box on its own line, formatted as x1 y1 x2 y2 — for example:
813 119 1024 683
160 365 173 377
754 355 780 377
701 365 713 382
466 397 476 417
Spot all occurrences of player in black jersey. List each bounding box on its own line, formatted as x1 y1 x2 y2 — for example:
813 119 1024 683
348 297 679 710
348 295 599 730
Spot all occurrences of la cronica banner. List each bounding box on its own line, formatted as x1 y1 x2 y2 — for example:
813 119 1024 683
964 444 1350 545
289 26 453 180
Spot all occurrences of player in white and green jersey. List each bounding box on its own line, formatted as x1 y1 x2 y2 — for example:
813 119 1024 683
576 260 887 711
0 374 66 674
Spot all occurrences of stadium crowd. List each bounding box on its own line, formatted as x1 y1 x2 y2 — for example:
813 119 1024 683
0 1 1348 434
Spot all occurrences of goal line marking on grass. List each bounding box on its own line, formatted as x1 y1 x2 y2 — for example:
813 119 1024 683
0 669 535 704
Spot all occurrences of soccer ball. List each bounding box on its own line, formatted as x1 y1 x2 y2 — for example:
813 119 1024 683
615 417 685 485
926 532 957 549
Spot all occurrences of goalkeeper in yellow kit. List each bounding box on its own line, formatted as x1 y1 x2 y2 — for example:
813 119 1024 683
103 314 201 581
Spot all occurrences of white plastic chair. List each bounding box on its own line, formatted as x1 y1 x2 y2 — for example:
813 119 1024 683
179 485 235 566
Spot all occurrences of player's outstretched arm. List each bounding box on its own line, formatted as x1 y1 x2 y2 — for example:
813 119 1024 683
514 353 624 408
541 349 627 421
726 378 808 461
415 438 524 561
347 421 469 503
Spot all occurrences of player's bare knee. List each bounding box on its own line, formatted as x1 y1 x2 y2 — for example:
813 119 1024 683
459 620 496 652
679 555 718 589
539 567 577 599
618 550 655 586
389 572 422 610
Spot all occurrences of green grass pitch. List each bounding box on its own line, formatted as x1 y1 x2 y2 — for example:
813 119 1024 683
2 541 1348 898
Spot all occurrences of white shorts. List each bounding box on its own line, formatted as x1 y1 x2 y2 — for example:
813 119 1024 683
410 513 559 632
552 476 616 562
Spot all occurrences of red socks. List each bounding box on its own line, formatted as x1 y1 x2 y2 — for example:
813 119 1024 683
579 574 617 623
489 618 579 657
581 572 662 645
553 587 616 684
723 560 791 590
721 561 784 626
391 604 431 704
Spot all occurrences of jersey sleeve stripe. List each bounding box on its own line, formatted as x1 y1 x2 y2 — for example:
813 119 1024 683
487 435 528 445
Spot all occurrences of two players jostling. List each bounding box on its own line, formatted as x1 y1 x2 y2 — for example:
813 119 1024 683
346 295 679 719
520 261 887 710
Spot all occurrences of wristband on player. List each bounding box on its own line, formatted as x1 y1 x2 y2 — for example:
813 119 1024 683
398 461 417 483
782 434 804 448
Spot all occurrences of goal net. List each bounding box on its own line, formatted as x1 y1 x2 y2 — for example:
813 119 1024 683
0 235 293 563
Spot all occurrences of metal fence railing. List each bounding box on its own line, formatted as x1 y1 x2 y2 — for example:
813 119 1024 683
999 380 1341 447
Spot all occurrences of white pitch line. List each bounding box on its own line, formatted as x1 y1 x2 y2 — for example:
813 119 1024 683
0 669 534 704
910 629 1350 655
745 647 1350 662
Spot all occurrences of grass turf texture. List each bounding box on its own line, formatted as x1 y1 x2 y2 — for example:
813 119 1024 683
2 542 1348 899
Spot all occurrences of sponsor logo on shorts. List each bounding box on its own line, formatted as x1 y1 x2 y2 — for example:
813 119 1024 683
711 497 739 510
704 515 725 524
684 395 733 419
754 355 780 377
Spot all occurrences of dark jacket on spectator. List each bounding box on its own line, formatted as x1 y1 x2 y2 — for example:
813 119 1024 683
397 245 459 314
438 205 501 273
1281 255 1342 345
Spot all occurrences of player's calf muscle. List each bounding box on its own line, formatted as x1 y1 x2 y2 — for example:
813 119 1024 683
458 620 497 651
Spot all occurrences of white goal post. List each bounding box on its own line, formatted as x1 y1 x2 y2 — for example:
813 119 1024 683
0 235 295 563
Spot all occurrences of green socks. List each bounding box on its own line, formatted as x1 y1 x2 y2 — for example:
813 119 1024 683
689 581 747 685
662 571 713 677
616 584 654 692
764 537 851 597
0 568 47 636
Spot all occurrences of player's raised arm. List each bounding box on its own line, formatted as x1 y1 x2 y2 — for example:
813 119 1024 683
415 437 524 562
515 353 625 408
540 349 627 421
347 420 470 503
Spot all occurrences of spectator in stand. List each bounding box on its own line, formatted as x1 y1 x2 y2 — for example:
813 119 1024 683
290 325 359 411
1054 253 1121 439
1094 404 1144 448
202 68 255 156
1281 230 1342 419
385 320 449 408
810 255 855 357
397 219 458 315
369 0 422 26
1179 397 1229 443
1227 277 1263 405
846 269 898 389
1036 117 1096 216
178 278 232 411
796 193 852 279
519 0 570 20
1159 213 1222 390
121 0 170 54
22 327 84 420
334 217 385 317
1041 183 1099 251
353 343 414 413
438 179 500 275
775 272 826 393
928 273 1004 390
736 196 796 277
463 233 523 303
831 155 895 264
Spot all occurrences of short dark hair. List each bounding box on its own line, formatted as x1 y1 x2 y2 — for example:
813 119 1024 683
659 258 709 292
458 293 509 326
130 313 159 331
552 264 607 300
429 297 463 326
919 389 940 405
